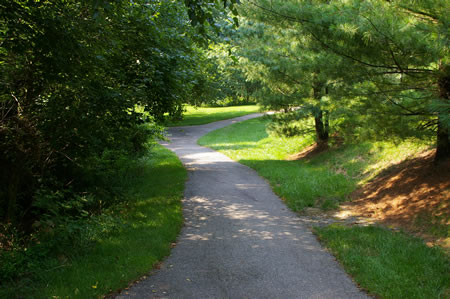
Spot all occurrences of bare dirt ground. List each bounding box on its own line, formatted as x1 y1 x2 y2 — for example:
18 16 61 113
339 150 449 250
287 142 330 161
292 142 449 251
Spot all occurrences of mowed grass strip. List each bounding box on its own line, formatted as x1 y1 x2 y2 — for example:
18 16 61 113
166 105 261 126
28 145 185 298
315 225 449 299
198 117 429 211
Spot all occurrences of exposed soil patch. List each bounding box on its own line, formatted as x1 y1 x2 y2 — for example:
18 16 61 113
287 142 329 160
338 150 449 250
287 135 344 161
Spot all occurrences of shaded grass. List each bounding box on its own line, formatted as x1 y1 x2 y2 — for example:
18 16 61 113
1 145 186 298
198 117 429 211
315 225 449 298
166 105 261 127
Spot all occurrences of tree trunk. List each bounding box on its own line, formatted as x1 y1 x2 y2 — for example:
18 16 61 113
314 109 329 143
435 119 449 162
435 71 450 162
7 167 19 223
313 82 329 143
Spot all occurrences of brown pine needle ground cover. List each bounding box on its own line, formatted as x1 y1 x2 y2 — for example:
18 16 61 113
337 150 450 250
289 141 449 250
286 134 344 161
288 138 450 248
286 142 330 160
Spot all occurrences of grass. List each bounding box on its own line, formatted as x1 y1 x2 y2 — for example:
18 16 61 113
198 117 430 211
1 145 186 298
166 105 261 126
315 225 449 298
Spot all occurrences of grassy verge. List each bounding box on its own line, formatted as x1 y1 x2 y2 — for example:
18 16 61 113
198 117 429 211
0 145 186 298
315 225 449 298
166 105 261 126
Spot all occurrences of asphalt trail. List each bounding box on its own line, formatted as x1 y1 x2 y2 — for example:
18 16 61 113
117 114 368 299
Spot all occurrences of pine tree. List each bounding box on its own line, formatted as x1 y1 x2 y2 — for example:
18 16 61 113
238 0 449 161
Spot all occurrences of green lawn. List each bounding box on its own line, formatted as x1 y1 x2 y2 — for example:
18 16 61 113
1 145 186 298
198 117 429 211
166 105 261 126
315 225 449 298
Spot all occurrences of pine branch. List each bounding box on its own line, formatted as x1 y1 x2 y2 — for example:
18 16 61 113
398 5 439 22
248 1 435 73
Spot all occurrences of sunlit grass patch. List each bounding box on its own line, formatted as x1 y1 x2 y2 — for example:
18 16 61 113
315 225 449 298
166 105 261 126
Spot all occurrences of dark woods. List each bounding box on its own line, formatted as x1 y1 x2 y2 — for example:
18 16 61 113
0 1 200 232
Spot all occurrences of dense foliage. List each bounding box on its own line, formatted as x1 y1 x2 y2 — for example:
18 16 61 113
0 0 245 291
190 43 259 107
0 0 206 234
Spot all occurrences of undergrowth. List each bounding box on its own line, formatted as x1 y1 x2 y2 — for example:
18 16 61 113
0 145 186 298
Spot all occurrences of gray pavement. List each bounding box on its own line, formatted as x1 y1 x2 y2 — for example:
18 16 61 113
116 114 368 299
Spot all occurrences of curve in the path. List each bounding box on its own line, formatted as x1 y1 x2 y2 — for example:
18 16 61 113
117 114 368 299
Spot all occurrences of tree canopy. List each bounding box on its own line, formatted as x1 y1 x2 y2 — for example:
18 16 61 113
232 0 449 159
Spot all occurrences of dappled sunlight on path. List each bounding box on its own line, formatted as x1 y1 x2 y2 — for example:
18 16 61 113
117 113 368 299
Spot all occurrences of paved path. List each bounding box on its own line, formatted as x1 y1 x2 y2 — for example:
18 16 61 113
117 114 368 299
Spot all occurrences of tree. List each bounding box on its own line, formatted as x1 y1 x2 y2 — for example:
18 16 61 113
233 17 349 143
188 42 259 107
0 0 207 225
239 0 449 161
